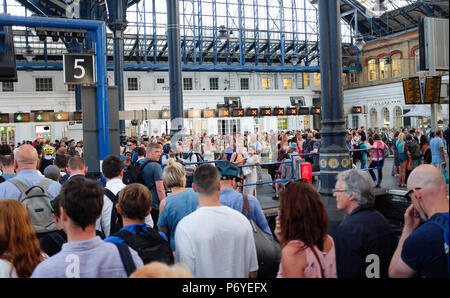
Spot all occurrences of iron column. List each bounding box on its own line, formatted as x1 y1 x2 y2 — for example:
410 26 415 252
318 0 349 233
167 0 184 137
107 0 128 143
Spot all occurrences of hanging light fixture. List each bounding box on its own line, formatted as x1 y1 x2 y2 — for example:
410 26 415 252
355 33 365 51
371 0 387 18
291 53 299 66
218 25 229 41
23 45 35 63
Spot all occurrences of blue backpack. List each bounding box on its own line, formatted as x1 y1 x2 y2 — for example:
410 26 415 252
423 213 449 275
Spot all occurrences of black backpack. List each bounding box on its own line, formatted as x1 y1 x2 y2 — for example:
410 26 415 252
104 189 123 236
123 159 152 185
113 225 174 265
352 142 363 160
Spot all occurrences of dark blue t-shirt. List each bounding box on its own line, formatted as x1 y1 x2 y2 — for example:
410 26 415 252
402 212 449 278
141 161 163 210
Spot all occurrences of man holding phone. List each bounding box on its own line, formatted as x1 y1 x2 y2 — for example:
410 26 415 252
389 164 449 278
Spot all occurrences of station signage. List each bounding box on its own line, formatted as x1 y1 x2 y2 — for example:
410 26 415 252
246 108 258 117
352 106 362 114
260 108 272 116
63 54 96 85
298 107 310 115
161 110 170 119
187 109 201 118
54 112 69 122
74 112 83 121
232 109 245 117
34 112 50 122
14 113 31 123
273 108 285 116
311 107 321 115
218 108 230 117
0 114 10 123
203 109 215 118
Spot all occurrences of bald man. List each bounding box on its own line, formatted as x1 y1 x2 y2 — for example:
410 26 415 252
0 144 61 200
389 164 449 278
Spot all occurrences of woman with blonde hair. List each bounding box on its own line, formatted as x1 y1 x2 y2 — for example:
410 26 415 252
0 200 44 278
157 158 199 252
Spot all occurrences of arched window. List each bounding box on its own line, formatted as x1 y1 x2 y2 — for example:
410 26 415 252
382 107 390 128
370 108 378 128
368 59 377 81
394 106 403 128
392 54 401 77
379 58 388 80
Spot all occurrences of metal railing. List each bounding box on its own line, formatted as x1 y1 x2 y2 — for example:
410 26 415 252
172 147 385 188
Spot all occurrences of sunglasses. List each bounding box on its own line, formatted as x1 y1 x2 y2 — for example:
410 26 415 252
405 187 422 202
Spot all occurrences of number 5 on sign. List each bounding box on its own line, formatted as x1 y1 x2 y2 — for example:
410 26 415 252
63 54 96 84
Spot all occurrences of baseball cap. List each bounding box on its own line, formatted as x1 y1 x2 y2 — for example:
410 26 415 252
217 161 242 181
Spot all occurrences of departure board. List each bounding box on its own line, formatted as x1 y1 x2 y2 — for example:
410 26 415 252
14 113 31 123
402 77 422 104
423 76 441 104
297 107 310 115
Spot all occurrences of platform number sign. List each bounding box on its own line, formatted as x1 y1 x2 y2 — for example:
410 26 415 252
63 54 95 84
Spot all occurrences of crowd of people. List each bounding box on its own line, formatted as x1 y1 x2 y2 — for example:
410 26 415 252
0 124 448 278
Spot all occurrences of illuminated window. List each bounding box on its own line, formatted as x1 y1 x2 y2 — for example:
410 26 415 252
342 73 347 88
262 78 271 90
392 55 401 77
304 73 310 87
283 78 292 90
379 59 388 80
314 73 321 86
368 59 377 81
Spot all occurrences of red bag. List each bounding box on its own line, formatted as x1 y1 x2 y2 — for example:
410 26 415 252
301 162 312 183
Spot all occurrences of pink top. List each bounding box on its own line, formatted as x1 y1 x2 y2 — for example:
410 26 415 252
277 235 337 278
371 140 389 161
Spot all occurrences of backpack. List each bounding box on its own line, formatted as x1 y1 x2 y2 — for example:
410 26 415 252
242 195 281 278
113 225 174 265
352 142 363 160
422 213 449 275
409 142 421 160
9 178 57 236
123 159 152 185
104 188 123 236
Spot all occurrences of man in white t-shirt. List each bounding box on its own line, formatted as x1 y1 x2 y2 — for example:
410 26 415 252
174 164 258 278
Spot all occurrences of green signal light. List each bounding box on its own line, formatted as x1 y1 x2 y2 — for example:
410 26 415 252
16 115 22 121
37 114 42 120
56 114 62 120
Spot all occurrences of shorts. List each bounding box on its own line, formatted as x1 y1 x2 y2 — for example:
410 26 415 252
398 152 408 163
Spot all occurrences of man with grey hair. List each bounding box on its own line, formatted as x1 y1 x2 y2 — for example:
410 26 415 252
333 169 398 278
0 144 61 200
